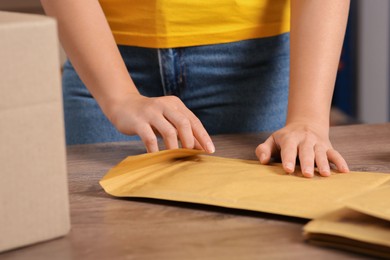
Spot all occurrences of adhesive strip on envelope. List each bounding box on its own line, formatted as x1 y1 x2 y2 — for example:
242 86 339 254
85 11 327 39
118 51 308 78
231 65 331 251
100 149 390 219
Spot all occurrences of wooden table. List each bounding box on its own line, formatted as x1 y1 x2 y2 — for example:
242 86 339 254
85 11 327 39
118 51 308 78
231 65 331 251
2 123 389 259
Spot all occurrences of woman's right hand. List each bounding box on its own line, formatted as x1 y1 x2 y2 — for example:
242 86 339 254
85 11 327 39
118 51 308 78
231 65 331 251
106 93 215 153
40 0 214 153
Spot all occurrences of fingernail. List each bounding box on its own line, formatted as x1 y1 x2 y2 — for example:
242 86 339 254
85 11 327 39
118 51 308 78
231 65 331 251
206 142 215 153
260 153 266 163
285 162 294 172
341 165 349 172
304 167 314 177
321 168 330 176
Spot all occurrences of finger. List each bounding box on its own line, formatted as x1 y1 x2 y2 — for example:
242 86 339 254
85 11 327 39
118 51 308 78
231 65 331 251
163 109 195 149
194 138 203 150
137 125 159 153
280 141 298 174
298 142 315 178
327 149 349 173
151 117 179 150
255 136 277 165
182 109 215 153
314 145 331 177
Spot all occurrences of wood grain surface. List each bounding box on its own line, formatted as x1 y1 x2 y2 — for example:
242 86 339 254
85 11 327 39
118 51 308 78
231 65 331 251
1 123 389 260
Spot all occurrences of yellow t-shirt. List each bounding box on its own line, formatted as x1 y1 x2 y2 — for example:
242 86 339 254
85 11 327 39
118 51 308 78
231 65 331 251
99 0 290 48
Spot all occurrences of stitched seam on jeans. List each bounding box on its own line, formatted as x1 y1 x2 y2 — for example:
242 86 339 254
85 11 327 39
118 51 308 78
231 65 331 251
178 48 187 97
157 49 168 96
172 49 180 96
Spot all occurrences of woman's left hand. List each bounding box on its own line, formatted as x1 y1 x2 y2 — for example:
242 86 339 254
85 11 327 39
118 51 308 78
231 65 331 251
255 122 349 178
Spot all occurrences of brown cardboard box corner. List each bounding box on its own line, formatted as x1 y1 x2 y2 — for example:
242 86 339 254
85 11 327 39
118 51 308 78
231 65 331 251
0 11 70 252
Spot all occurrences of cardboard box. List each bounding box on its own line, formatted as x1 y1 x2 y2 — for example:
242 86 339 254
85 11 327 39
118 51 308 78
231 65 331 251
0 11 70 252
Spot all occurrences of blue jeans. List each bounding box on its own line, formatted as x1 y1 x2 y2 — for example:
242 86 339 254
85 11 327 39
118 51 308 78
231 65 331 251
62 34 290 144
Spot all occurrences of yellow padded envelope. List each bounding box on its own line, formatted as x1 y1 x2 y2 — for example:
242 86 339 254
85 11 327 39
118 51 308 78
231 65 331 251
303 185 390 258
99 149 390 219
343 184 390 221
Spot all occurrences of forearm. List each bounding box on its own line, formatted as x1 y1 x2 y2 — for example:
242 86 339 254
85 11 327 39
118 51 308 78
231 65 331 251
287 0 350 129
40 0 139 114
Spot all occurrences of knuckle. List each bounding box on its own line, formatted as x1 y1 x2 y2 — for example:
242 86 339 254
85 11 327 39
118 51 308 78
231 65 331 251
143 136 157 146
256 143 267 151
135 124 149 134
191 117 203 128
327 148 339 157
163 95 182 108
281 148 293 158
317 158 329 166
299 129 316 141
303 136 316 146
167 95 181 102
300 140 315 150
149 98 166 109
163 128 177 138
198 131 210 140
314 145 325 154
177 117 191 129
280 139 295 149
301 151 315 161
322 161 330 167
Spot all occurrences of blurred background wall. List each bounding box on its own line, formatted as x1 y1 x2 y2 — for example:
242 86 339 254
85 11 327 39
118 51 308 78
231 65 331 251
357 0 390 123
1 0 389 125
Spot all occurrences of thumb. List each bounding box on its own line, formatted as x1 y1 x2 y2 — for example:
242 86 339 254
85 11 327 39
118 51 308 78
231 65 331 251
255 135 278 165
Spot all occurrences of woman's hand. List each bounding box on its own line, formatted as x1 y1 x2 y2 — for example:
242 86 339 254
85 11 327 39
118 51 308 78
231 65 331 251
259 0 351 178
106 93 215 154
255 122 349 178
41 0 213 153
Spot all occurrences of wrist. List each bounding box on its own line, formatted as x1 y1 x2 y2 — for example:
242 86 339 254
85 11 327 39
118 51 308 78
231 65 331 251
285 118 330 136
286 117 329 127
286 108 330 128
98 89 141 124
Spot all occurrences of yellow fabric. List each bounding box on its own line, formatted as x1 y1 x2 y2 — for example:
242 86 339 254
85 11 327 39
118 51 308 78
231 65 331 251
98 0 291 48
99 149 390 219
